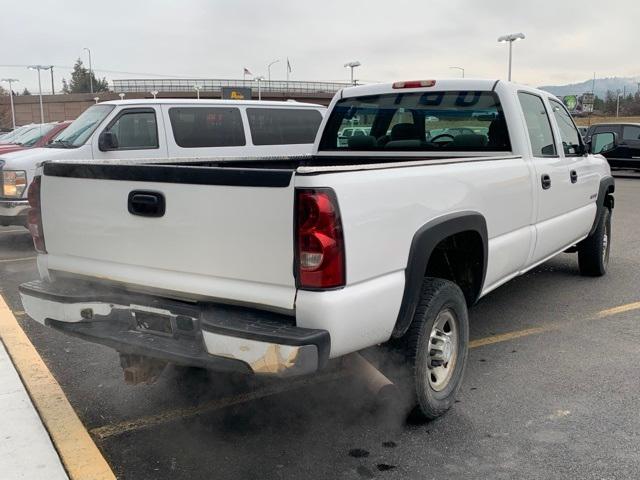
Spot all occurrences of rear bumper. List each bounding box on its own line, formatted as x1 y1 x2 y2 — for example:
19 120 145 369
0 198 29 225
19 279 330 377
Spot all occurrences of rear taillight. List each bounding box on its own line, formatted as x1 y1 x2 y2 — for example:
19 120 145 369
27 176 46 254
295 188 345 289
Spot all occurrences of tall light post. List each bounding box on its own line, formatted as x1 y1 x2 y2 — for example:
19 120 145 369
255 76 265 101
267 60 280 85
49 66 55 95
1 78 19 129
497 33 525 81
449 66 465 78
344 61 361 85
193 84 201 100
28 65 52 124
83 47 93 94
616 90 622 117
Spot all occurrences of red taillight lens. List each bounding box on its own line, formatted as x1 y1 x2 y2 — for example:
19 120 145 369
295 188 345 289
27 176 46 254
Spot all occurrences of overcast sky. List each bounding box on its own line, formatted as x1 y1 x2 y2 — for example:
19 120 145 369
1 0 638 93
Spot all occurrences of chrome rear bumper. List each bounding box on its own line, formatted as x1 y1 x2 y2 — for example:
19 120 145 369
19 279 329 377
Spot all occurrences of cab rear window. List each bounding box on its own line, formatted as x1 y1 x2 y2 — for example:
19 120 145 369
319 91 510 152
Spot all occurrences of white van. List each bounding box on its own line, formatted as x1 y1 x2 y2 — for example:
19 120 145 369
0 99 325 226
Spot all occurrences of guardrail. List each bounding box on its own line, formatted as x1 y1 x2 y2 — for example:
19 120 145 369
111 79 351 95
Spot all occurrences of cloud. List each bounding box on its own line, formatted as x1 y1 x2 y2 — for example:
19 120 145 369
1 0 638 92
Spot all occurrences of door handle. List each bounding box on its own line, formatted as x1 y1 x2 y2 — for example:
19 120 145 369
570 170 578 184
128 190 166 217
541 174 551 190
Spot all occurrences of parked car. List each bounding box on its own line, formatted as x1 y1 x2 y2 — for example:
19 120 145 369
577 126 588 138
0 122 71 155
585 123 640 170
337 127 371 147
0 124 36 144
0 99 325 226
20 79 615 421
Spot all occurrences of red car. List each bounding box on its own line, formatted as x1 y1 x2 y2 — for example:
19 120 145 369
0 122 71 154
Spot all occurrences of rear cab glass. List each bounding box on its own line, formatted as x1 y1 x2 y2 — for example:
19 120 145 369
247 108 322 145
318 90 510 152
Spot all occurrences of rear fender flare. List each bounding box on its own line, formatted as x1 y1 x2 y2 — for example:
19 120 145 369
392 211 488 338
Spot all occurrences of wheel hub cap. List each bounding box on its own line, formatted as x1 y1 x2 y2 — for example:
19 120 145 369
440 336 453 363
427 308 459 392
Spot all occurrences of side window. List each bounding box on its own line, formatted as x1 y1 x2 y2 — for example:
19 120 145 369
549 99 582 156
169 107 245 148
622 125 640 142
518 92 556 156
106 110 158 149
246 108 322 145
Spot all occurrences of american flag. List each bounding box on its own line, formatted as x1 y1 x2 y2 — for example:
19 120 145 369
243 67 252 76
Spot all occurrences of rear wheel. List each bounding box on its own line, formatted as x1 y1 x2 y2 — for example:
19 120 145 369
392 278 469 420
578 207 611 276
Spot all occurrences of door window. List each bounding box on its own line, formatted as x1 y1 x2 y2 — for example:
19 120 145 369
105 110 158 149
518 92 556 156
622 125 640 142
549 99 583 156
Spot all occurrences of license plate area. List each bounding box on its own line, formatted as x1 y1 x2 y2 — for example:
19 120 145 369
128 304 200 338
132 310 173 337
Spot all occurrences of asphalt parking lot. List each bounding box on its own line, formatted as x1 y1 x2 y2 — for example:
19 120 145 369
1 177 639 480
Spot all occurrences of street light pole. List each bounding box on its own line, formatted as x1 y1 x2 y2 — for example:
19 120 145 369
344 61 361 85
83 47 93 94
28 65 52 123
1 78 19 129
255 76 265 101
449 66 465 78
49 66 55 95
497 33 525 81
267 60 280 85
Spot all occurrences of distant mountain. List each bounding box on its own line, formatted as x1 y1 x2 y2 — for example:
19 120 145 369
540 77 640 99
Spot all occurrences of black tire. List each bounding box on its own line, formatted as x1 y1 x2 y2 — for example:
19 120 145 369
578 207 611 276
392 278 469 420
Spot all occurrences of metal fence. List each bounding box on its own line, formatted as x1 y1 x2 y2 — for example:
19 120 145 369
111 78 351 95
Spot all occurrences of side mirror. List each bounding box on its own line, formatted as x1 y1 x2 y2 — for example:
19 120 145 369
588 132 618 155
98 131 119 151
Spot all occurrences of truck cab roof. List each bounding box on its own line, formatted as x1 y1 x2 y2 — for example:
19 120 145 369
339 79 556 100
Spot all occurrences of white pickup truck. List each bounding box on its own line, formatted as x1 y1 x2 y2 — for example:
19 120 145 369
20 79 616 419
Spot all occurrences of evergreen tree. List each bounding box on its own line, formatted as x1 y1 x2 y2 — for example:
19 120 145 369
0 86 8 127
21 88 31 96
62 58 109 93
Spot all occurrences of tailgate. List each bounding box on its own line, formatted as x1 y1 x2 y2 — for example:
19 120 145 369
39 162 297 311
